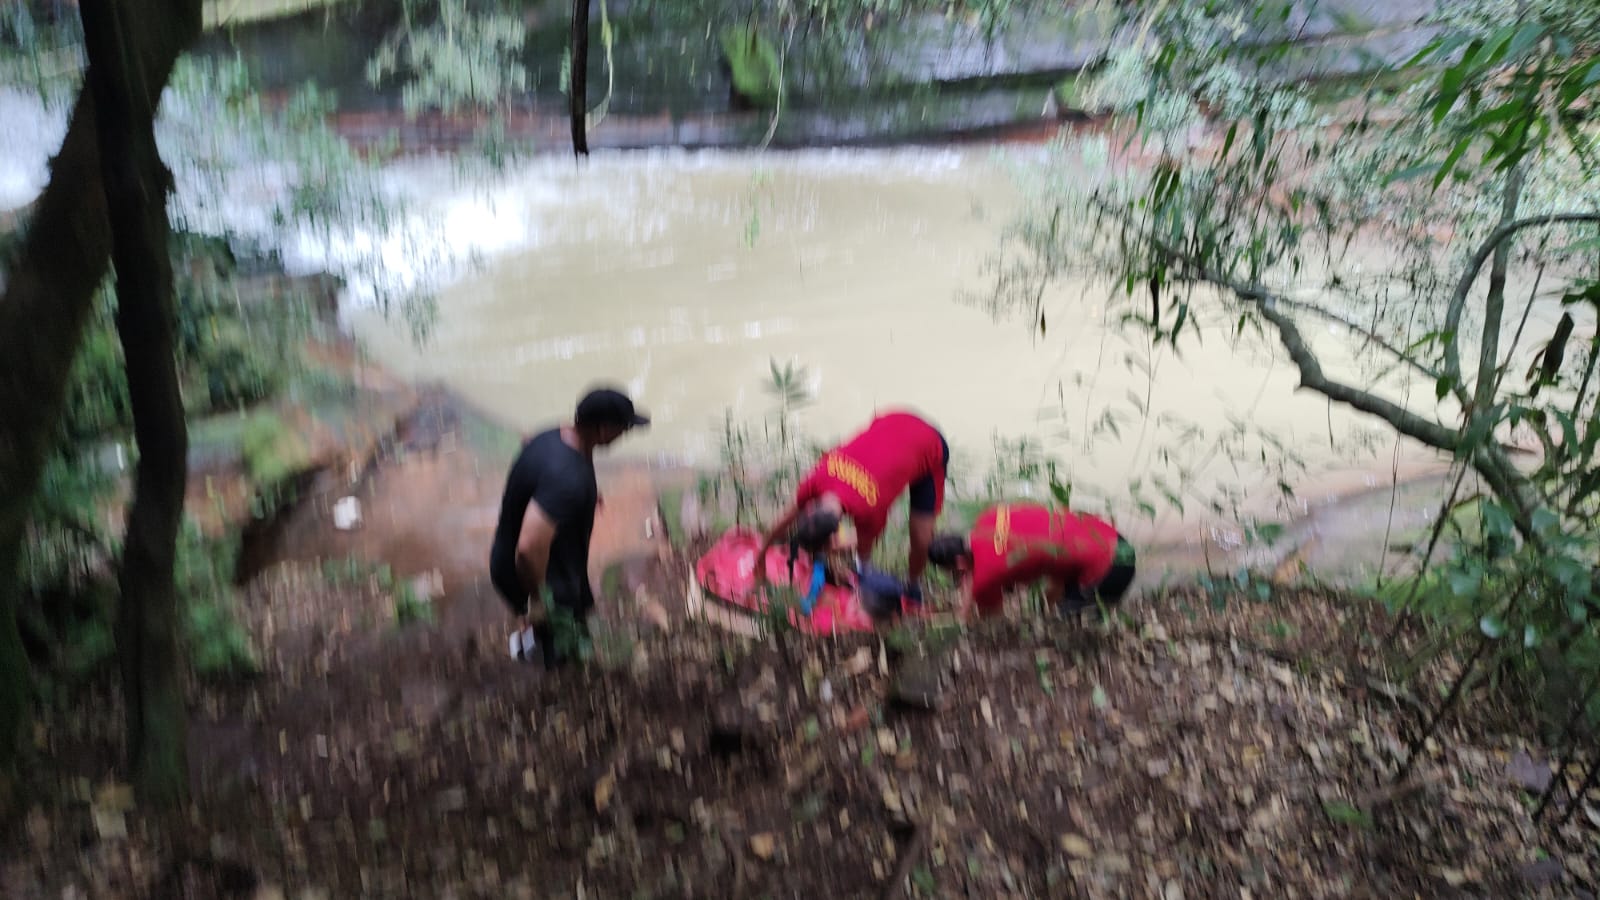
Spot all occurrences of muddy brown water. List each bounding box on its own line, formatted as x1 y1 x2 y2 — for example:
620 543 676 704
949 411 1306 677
345 146 1497 586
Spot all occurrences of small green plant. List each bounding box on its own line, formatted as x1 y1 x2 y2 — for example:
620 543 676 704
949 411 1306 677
547 602 594 663
1321 800 1374 830
755 586 799 640
177 522 257 678
394 581 434 626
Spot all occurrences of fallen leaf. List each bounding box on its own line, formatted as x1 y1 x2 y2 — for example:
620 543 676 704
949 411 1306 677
1091 685 1109 710
92 807 127 841
846 647 874 676
1163 878 1185 900
749 832 777 860
594 772 616 813
94 782 135 812
1100 853 1132 874
877 728 898 756
1059 833 1093 858
882 785 905 816
980 698 994 726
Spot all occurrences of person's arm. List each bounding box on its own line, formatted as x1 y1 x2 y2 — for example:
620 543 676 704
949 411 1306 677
960 565 1004 621
753 501 803 584
514 501 558 619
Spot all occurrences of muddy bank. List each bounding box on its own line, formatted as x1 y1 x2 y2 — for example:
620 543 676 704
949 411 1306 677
240 359 1467 650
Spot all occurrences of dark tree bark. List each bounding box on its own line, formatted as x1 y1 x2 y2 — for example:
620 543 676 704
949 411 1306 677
79 0 199 805
0 0 198 780
569 0 591 156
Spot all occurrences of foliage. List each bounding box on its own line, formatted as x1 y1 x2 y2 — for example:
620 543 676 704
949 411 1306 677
162 55 436 335
0 1 81 101
176 521 258 678
719 24 783 108
985 0 1600 756
366 0 529 118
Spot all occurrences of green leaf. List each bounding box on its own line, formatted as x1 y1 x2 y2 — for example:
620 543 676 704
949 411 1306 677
1091 684 1108 709
1449 571 1480 597
1481 503 1514 540
1502 22 1544 62
1253 522 1286 545
1524 624 1541 649
1531 507 1560 536
1388 161 1440 184
1432 136 1473 189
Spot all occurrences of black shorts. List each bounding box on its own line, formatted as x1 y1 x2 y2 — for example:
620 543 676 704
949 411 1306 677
907 434 951 515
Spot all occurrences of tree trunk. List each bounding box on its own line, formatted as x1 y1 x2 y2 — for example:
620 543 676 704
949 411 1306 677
0 90 113 778
569 0 590 156
0 0 198 780
79 0 198 806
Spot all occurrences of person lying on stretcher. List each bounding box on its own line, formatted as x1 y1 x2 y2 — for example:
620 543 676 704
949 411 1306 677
773 514 920 622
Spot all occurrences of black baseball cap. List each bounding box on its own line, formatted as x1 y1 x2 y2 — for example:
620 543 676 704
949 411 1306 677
575 387 650 429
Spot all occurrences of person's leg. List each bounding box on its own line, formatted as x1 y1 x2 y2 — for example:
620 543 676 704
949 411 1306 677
491 568 537 660
904 435 950 586
907 511 935 585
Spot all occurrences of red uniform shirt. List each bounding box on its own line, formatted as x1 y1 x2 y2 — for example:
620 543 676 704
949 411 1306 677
795 412 947 551
969 503 1118 611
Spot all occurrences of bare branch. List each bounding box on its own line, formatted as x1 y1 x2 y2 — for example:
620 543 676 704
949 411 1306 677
1144 236 1463 451
1442 210 1600 392
1474 167 1525 410
1271 295 1444 382
1255 300 1463 453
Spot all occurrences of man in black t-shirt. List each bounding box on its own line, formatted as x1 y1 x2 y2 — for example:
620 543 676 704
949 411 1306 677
490 387 649 667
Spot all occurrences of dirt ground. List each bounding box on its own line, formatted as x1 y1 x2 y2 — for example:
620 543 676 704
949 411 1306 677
6 567 1600 899
5 380 1598 900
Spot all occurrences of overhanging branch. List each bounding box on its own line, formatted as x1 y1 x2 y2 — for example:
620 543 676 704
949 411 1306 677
1256 300 1464 453
1145 237 1463 452
1271 295 1445 383
1442 211 1600 393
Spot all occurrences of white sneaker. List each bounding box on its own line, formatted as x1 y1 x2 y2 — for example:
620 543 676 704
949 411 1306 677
508 627 539 662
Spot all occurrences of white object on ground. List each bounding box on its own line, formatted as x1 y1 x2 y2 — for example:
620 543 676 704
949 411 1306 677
332 496 362 531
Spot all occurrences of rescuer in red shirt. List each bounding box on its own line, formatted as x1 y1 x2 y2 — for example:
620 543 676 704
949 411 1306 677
755 411 950 610
927 502 1136 619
